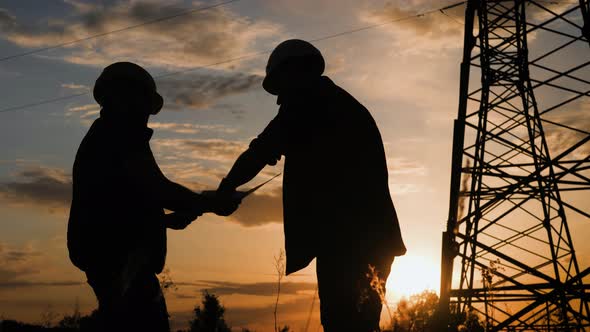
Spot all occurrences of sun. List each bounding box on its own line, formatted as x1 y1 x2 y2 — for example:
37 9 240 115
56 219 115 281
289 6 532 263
385 253 440 300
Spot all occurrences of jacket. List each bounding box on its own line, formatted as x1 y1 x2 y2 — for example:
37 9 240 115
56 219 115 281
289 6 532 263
248 76 406 274
67 112 205 275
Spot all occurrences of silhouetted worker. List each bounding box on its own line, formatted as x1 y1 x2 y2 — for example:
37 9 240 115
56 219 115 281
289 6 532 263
218 40 407 331
67 62 239 332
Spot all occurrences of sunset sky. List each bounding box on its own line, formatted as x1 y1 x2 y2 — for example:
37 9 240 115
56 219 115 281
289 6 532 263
0 0 588 331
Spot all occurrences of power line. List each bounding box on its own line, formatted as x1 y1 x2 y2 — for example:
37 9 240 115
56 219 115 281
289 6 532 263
439 9 465 26
0 0 241 62
158 1 468 79
0 92 90 114
308 1 466 42
0 1 467 114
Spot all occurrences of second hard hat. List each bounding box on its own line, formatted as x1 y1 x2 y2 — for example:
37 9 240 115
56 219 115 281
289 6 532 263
263 39 325 95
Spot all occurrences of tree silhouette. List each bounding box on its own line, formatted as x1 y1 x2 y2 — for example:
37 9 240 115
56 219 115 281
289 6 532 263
388 290 439 332
385 291 485 332
456 307 485 332
39 305 59 328
189 291 231 332
57 300 81 329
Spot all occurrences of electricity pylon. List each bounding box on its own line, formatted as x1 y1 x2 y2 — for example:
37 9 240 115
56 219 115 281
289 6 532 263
439 0 590 331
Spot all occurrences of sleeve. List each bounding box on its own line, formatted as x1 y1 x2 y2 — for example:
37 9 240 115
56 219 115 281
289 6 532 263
248 109 286 166
122 141 208 212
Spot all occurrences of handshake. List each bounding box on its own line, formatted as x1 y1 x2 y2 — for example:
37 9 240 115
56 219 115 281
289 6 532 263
202 178 243 217
165 179 241 230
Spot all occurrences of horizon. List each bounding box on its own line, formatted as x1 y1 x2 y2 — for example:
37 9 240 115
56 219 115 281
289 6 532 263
1 1 588 331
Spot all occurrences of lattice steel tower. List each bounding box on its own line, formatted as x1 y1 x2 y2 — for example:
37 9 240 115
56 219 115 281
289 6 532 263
439 0 590 330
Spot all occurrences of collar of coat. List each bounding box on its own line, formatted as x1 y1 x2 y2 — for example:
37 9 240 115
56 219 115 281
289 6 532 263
276 76 333 106
96 111 154 142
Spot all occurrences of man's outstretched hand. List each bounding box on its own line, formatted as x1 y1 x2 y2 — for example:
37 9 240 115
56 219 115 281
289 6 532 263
164 210 201 230
202 184 241 216
213 195 240 216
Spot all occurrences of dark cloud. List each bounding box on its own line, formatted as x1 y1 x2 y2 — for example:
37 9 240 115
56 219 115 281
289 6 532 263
0 1 280 68
0 243 43 286
0 8 15 31
213 103 247 119
187 280 316 297
229 187 283 227
0 243 83 291
0 166 72 211
0 161 283 227
0 280 84 289
157 73 263 110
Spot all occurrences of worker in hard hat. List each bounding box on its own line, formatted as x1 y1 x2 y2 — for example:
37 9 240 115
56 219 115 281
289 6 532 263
67 62 240 332
218 40 407 331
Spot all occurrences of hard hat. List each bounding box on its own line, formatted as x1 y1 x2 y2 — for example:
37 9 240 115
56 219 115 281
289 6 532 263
263 39 325 95
93 62 163 115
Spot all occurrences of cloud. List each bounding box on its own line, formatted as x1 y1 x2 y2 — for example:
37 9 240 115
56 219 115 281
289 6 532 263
528 1 581 21
152 138 247 163
65 103 100 120
543 102 590 159
363 0 580 46
157 161 227 186
157 73 263 110
362 0 464 40
390 183 428 195
63 71 262 115
61 83 89 90
0 243 41 285
0 166 72 212
149 122 238 135
388 157 427 176
0 160 283 227
229 187 283 227
180 280 316 297
0 243 84 291
0 162 220 213
66 104 97 113
0 280 84 289
153 139 283 226
0 1 281 69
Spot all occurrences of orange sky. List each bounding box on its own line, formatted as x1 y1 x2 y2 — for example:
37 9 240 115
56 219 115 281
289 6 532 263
0 1 588 331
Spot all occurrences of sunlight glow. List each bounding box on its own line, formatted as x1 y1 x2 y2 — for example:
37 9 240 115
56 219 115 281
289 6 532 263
385 254 440 300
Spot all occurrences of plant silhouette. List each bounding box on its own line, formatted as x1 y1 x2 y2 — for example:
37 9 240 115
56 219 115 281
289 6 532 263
188 291 231 332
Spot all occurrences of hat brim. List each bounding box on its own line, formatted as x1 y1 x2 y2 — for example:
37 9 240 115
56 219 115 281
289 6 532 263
152 92 164 114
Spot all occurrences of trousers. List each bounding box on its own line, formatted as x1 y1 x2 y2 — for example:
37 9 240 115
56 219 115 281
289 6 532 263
87 271 169 332
317 251 394 332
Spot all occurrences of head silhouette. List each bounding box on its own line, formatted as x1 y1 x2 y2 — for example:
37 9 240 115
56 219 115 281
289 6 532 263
93 62 163 119
263 39 325 96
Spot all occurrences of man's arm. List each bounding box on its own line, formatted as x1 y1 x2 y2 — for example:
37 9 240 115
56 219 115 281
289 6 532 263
163 211 201 230
219 148 271 192
219 113 284 193
124 146 236 215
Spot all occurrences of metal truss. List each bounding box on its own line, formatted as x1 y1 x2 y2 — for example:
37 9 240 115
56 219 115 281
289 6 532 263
439 0 590 331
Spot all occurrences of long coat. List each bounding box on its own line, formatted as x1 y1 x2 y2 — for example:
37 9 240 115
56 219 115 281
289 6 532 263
249 76 406 274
